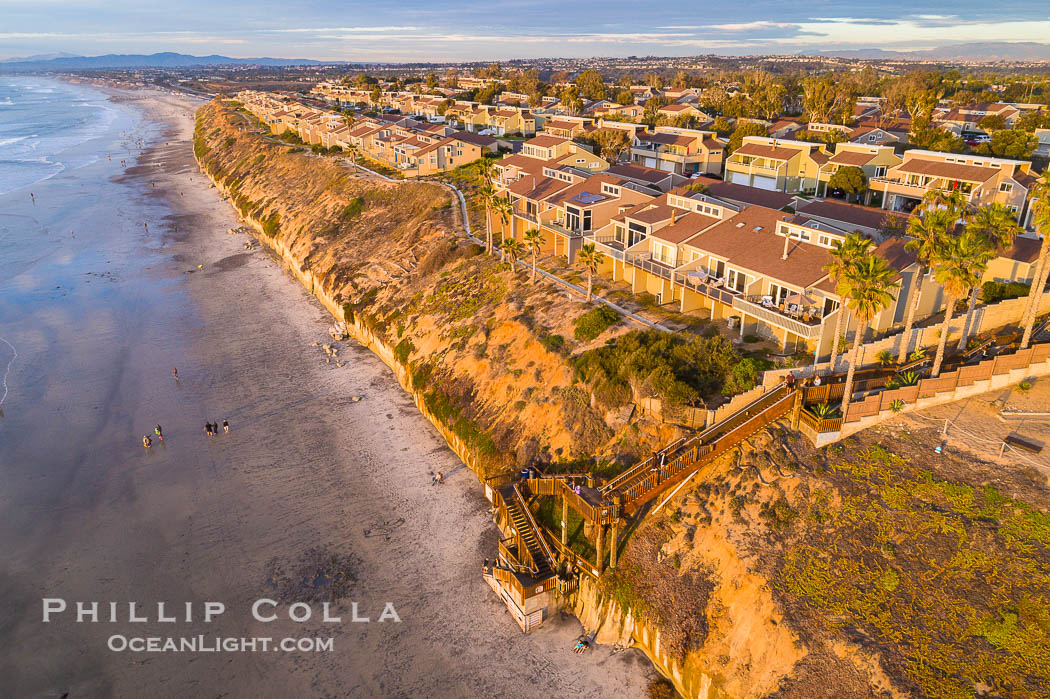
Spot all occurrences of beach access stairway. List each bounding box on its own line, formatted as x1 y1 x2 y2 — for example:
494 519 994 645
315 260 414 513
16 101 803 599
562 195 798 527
600 382 797 514
494 483 555 579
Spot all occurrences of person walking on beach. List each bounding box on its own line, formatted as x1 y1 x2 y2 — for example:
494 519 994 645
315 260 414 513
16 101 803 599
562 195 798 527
30 192 35 204
222 419 229 434
211 421 219 436
172 367 178 380
142 435 152 449
154 424 163 441
204 422 212 437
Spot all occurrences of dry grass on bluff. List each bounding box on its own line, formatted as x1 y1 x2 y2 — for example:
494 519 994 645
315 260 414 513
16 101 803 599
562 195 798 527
194 100 765 477
627 422 1050 698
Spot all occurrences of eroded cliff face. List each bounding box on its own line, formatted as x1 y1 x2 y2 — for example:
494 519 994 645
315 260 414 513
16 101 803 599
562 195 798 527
194 100 676 477
192 100 812 699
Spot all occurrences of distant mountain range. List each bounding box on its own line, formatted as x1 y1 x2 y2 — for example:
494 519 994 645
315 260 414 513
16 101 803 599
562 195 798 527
809 42 1050 62
0 52 355 72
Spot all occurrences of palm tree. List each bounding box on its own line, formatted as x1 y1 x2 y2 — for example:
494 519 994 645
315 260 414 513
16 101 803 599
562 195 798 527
576 243 605 301
920 188 967 217
493 195 514 261
823 232 872 369
896 208 955 363
839 254 900 416
931 232 983 376
478 183 497 254
502 238 526 273
474 157 494 186
958 203 1020 349
524 228 544 284
1020 173 1050 349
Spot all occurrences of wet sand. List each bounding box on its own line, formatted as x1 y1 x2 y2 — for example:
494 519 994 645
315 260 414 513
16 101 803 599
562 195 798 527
0 87 653 696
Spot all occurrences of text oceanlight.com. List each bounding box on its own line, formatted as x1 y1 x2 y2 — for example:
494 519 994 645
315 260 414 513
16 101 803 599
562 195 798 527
42 598 402 653
107 635 334 653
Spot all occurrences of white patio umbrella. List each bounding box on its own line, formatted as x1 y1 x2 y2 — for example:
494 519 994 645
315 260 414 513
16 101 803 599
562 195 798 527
784 292 816 306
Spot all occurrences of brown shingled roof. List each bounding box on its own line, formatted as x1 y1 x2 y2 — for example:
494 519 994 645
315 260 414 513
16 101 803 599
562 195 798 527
685 206 828 287
506 175 573 201
795 199 907 231
650 211 720 244
689 176 795 210
733 143 804 161
895 159 999 183
828 150 879 167
525 135 571 148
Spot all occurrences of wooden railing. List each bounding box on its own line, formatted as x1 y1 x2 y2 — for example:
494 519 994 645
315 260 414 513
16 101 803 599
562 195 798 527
606 383 795 513
512 483 556 569
798 409 844 434
543 528 601 579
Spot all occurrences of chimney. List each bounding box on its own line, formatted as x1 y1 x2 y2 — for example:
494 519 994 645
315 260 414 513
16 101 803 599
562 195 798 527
782 230 791 260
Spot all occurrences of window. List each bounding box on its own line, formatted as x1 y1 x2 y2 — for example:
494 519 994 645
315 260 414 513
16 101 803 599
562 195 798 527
999 182 1013 193
818 234 831 247
874 166 887 177
708 258 726 280
727 269 748 293
823 298 839 316
654 243 674 265
768 284 789 305
565 206 591 233
627 221 648 246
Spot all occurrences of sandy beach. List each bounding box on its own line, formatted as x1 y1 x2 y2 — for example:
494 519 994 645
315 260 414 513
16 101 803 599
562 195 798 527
0 84 653 696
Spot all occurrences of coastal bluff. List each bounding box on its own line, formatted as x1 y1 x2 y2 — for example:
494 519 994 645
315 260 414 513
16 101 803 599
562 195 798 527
193 99 1050 699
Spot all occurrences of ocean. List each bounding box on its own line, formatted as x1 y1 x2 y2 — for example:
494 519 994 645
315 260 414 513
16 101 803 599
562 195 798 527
0 77 138 195
0 80 650 696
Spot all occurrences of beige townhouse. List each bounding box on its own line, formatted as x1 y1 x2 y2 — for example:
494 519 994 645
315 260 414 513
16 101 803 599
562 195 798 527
631 126 726 176
724 136 830 194
869 149 1037 225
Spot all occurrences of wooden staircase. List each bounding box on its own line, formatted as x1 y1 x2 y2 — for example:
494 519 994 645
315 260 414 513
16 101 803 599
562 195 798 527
495 483 555 579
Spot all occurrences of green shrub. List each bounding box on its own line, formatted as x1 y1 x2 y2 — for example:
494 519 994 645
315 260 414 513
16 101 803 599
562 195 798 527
897 371 921 387
341 197 366 220
723 356 773 395
808 402 840 418
742 334 761 344
539 334 566 354
574 330 743 409
981 280 1030 305
393 338 414 365
573 305 620 341
261 212 280 238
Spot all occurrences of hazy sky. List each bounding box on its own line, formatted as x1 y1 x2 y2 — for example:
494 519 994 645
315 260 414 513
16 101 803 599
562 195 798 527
2 1 1049 61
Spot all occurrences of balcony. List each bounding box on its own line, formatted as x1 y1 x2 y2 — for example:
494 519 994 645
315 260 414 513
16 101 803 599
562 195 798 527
590 235 626 261
725 159 784 177
542 219 586 239
870 176 976 199
629 147 697 164
624 251 675 280
514 209 539 225
731 296 825 338
674 271 740 306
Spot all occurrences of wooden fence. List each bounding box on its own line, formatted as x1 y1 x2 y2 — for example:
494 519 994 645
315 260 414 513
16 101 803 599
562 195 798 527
841 342 1050 424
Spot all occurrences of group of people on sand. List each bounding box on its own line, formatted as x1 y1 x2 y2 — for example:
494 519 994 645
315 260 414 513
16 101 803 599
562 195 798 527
204 420 229 436
140 368 231 448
